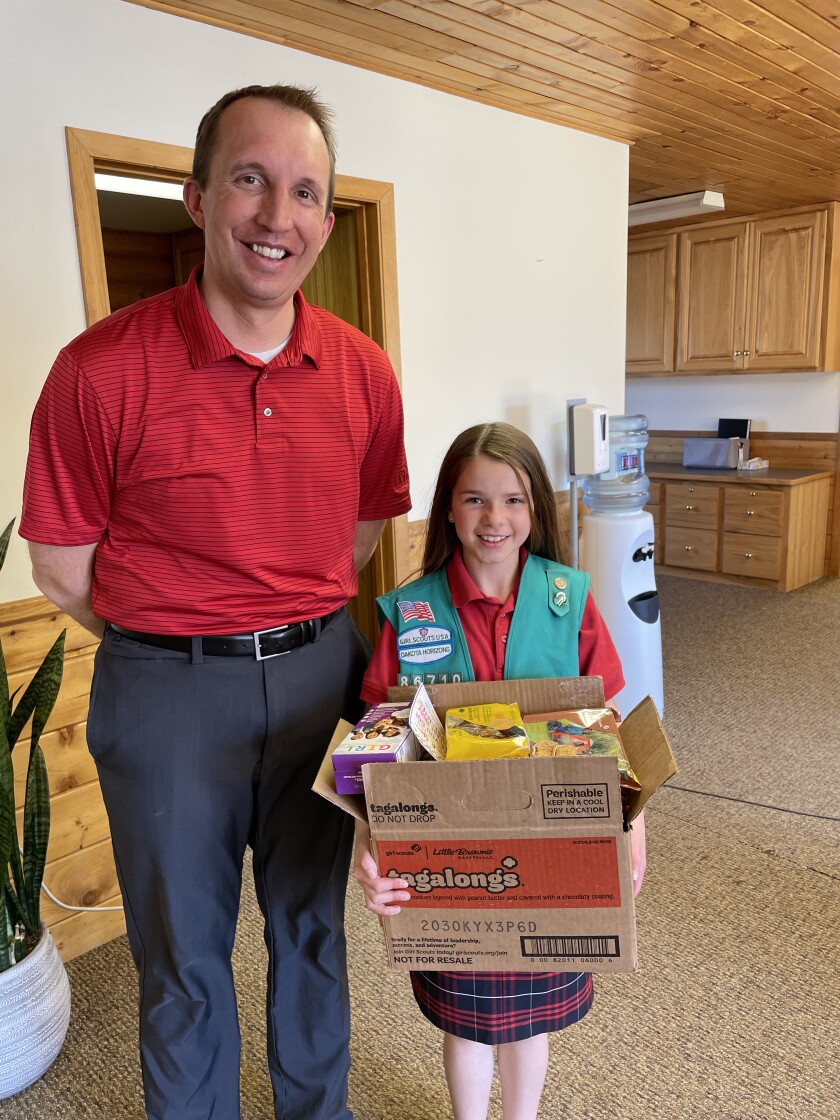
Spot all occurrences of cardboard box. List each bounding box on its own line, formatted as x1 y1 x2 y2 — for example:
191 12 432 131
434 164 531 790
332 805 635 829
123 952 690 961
332 702 420 795
313 677 677 974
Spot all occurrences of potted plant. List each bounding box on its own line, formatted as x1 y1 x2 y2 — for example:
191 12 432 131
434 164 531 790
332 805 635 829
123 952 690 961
0 517 71 1098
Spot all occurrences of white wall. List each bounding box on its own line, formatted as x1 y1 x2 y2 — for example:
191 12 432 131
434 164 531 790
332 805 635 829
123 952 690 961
0 0 628 600
626 372 840 433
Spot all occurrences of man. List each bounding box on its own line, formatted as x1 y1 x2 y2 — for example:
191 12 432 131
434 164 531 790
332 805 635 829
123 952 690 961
20 84 410 1120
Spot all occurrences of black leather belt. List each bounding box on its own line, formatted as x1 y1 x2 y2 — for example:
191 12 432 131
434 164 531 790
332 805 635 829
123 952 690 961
110 609 340 660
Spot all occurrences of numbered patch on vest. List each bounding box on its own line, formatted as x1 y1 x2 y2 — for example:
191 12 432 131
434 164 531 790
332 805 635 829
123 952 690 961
397 625 453 664
398 673 463 687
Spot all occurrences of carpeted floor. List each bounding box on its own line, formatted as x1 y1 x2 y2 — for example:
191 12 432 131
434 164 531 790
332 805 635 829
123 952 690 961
4 574 839 1119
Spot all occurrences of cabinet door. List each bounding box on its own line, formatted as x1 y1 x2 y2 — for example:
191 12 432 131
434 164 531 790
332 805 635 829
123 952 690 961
745 211 826 371
626 234 676 374
675 224 748 373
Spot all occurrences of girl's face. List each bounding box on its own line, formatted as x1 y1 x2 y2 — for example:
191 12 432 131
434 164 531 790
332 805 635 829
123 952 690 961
450 455 532 588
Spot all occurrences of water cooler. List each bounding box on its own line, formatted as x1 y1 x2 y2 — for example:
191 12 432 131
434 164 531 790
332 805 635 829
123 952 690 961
578 414 664 716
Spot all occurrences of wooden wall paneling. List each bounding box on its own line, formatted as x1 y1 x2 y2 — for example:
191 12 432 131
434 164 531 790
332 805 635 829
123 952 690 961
0 595 94 658
3 595 124 961
12 722 97 805
50 900 127 964
6 648 96 739
16 774 112 865
407 518 425 582
38 839 120 928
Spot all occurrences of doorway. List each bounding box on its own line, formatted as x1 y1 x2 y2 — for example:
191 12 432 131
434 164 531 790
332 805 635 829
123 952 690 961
67 126 409 643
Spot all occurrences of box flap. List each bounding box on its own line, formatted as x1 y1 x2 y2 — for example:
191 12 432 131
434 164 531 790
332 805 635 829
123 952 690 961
312 719 368 823
388 677 606 719
618 696 678 820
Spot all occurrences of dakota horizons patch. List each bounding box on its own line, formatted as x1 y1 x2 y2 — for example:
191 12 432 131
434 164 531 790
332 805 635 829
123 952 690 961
397 625 453 664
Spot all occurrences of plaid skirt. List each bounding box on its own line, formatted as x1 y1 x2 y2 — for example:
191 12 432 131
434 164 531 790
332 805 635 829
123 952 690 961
410 969 593 1045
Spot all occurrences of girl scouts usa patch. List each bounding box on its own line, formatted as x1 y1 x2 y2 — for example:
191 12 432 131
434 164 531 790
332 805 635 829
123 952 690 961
397 625 453 664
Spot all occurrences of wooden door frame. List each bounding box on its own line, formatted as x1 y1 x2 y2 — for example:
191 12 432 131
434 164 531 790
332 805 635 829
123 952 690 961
65 126 409 590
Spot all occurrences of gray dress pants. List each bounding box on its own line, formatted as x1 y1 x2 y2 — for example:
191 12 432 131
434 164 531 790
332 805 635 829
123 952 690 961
87 609 368 1120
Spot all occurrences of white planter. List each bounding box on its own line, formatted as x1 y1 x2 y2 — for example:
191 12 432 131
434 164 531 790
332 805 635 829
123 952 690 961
0 925 71 1099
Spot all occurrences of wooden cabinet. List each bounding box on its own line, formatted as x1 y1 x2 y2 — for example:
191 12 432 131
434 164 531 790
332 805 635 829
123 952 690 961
650 466 831 591
626 234 676 374
645 480 663 564
662 482 720 571
627 202 840 376
747 211 826 371
676 223 748 372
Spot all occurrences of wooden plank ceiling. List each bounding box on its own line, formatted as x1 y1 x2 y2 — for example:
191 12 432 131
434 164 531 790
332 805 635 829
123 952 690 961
129 0 840 222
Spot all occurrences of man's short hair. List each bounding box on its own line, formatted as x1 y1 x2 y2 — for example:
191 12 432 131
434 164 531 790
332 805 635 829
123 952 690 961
192 84 337 214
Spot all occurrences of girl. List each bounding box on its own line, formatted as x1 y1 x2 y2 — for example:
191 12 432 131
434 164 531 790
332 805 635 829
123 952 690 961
354 422 646 1120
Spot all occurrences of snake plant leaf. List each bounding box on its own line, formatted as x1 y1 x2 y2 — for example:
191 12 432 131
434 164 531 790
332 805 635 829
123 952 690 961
0 716 13 815
21 743 50 928
2 871 26 931
0 779 18 971
0 780 14 895
0 519 13 572
0 623 8 736
7 631 66 752
0 893 10 971
10 634 64 931
0 520 14 741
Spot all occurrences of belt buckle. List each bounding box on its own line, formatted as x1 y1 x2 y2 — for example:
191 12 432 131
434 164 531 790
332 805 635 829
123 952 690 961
253 624 292 661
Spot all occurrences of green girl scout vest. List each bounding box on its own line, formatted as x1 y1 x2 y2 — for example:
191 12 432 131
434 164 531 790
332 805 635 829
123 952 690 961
376 552 590 688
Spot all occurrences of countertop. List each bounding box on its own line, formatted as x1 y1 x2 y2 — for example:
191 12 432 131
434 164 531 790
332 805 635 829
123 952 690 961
646 464 833 487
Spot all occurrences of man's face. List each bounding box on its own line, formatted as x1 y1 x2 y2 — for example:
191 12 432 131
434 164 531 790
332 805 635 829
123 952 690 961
183 97 334 317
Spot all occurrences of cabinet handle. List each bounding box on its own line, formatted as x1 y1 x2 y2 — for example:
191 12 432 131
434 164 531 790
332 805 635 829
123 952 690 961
684 545 693 552
685 504 694 510
749 491 757 497
744 553 753 559
687 487 695 493
746 510 754 516
734 350 752 357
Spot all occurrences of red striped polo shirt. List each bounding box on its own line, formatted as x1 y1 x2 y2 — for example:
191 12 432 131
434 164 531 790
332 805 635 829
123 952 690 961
21 269 411 633
361 548 625 703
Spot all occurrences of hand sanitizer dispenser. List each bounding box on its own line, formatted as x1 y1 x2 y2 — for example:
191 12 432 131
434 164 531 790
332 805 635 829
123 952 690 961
569 404 610 477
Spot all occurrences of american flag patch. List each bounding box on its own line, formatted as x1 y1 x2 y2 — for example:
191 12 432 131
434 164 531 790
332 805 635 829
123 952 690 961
397 600 435 623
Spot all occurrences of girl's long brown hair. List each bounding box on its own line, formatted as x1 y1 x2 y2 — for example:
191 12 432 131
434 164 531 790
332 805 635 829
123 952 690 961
422 423 565 576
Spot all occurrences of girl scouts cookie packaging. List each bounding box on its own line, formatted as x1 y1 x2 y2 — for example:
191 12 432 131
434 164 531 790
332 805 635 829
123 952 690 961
445 702 531 760
332 703 421 794
523 707 642 797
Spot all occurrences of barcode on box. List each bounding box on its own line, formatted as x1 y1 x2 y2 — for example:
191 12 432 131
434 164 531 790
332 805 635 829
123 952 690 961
520 934 620 959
